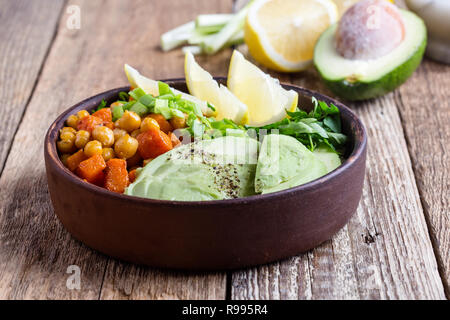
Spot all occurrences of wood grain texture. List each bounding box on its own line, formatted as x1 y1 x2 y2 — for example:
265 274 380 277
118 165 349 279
396 60 450 295
230 46 446 299
0 0 231 300
0 0 65 174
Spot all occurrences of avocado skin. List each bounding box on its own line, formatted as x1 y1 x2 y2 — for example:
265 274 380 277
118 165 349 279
316 36 427 101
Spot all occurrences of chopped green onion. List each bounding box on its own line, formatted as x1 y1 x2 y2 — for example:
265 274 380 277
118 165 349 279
203 1 253 54
171 108 185 119
112 105 124 121
195 14 234 29
160 21 195 51
129 101 148 117
154 99 172 119
139 94 155 108
122 100 136 111
158 81 172 96
182 46 203 55
129 87 146 100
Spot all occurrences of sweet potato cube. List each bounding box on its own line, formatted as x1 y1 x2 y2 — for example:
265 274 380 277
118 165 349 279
92 108 112 123
104 159 129 193
77 115 103 133
128 169 137 183
76 154 106 184
66 149 87 172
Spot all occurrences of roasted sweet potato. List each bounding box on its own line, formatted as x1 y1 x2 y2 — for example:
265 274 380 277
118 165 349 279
76 115 103 133
66 149 87 172
76 154 106 185
137 129 173 159
128 169 138 183
104 159 129 193
169 132 181 148
92 108 112 123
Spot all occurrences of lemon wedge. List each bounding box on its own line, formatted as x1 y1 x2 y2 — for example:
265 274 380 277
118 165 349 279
124 64 214 116
184 52 249 125
244 0 338 72
227 50 298 127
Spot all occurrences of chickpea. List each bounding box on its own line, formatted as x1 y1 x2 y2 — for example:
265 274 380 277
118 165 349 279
101 148 115 162
84 140 103 157
141 117 160 132
60 154 70 166
57 140 75 153
169 115 187 130
116 111 141 132
77 110 90 119
110 101 123 108
113 128 127 141
67 115 79 129
130 129 141 138
59 131 76 143
92 126 114 147
75 130 90 149
143 158 154 166
60 126 76 135
114 134 138 159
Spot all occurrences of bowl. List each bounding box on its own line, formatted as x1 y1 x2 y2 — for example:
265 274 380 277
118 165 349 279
44 79 367 270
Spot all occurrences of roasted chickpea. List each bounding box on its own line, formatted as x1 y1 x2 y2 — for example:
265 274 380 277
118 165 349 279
92 126 114 147
169 115 187 130
140 117 160 132
59 131 76 143
114 134 138 159
116 111 141 132
60 154 70 166
130 129 141 138
67 115 79 129
84 140 103 157
57 140 75 153
75 130 90 149
113 128 127 141
61 126 77 135
143 158 154 166
101 148 115 162
110 101 123 108
77 110 90 119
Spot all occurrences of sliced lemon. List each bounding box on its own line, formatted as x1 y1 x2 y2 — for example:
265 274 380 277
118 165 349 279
227 50 298 127
184 52 249 125
245 0 338 72
124 64 159 95
124 64 213 116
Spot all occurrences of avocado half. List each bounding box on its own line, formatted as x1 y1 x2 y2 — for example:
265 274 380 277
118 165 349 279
314 10 427 101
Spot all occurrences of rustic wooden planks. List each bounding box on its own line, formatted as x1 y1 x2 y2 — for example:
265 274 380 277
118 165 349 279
229 44 446 298
0 0 65 174
0 0 231 299
0 0 448 300
396 60 450 295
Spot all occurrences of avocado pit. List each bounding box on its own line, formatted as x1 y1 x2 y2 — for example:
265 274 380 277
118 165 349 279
335 0 405 60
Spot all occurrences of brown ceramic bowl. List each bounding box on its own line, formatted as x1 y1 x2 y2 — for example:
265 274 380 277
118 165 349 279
44 79 367 270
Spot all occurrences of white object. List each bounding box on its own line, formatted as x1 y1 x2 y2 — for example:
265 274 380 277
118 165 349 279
405 0 450 64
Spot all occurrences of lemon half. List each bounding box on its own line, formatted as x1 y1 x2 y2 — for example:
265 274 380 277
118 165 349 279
245 0 338 72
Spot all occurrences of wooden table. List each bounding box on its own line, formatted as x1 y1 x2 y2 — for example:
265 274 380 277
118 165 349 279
0 0 448 300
